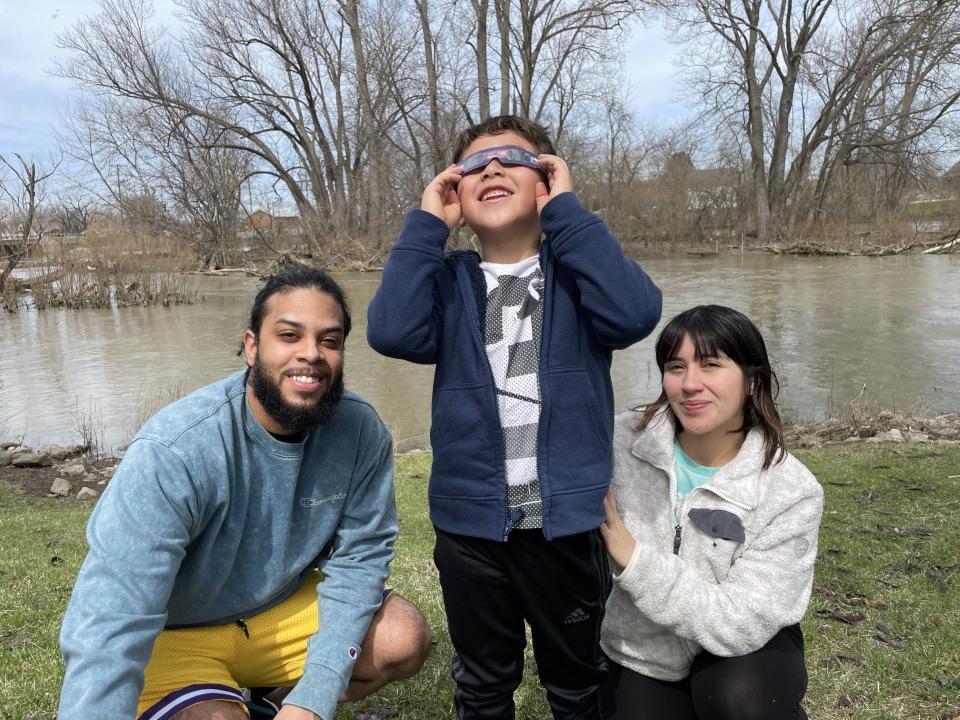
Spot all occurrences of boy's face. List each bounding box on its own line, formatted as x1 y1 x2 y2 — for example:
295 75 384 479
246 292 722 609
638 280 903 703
457 131 544 243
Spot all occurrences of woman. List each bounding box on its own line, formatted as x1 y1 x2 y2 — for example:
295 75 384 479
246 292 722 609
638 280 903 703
599 305 823 720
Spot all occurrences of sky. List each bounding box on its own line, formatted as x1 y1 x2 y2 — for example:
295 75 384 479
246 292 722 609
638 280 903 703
0 1 687 161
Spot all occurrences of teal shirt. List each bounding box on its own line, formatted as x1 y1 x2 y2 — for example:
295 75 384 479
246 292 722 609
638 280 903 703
673 440 720 521
59 371 397 720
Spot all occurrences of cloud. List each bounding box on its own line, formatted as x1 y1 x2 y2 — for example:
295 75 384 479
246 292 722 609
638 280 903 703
1 1 686 157
0 0 179 156
622 19 688 124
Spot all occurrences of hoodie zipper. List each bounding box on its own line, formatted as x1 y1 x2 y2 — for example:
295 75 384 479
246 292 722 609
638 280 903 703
533 244 549 539
455 262 512 539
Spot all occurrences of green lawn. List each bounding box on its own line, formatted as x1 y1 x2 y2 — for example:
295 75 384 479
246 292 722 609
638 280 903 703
904 197 960 221
1 443 958 719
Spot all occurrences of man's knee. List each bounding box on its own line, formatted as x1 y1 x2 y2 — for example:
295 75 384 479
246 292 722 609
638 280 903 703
171 699 248 720
364 594 431 678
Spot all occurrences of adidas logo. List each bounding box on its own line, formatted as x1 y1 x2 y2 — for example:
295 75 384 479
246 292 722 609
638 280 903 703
564 607 590 624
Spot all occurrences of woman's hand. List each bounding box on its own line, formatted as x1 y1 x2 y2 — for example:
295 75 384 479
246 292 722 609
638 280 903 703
421 164 463 229
600 489 637 572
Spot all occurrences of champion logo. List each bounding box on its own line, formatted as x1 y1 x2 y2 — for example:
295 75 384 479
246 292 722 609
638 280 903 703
348 646 359 659
300 493 347 508
564 607 590 624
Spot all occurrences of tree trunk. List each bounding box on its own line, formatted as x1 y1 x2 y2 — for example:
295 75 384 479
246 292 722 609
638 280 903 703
472 0 492 120
495 0 512 115
340 0 382 245
417 0 444 171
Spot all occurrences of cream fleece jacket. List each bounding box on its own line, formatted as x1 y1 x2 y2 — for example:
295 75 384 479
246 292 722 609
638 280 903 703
600 409 823 681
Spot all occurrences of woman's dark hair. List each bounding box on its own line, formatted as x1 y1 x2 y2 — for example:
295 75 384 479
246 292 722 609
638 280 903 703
238 267 351 356
635 305 786 469
452 115 557 162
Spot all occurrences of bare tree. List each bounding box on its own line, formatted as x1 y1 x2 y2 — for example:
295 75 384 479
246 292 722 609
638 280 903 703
805 3 960 225
58 0 401 250
62 95 252 266
467 0 636 126
660 0 960 242
53 191 98 236
0 154 59 294
58 0 642 259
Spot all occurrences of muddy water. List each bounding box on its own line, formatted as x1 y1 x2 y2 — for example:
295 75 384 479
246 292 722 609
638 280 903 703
2 253 958 452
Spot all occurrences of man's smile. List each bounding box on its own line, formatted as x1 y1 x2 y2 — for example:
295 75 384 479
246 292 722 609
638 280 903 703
284 369 328 392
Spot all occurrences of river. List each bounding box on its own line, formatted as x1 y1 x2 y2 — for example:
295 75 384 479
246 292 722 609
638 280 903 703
1 252 958 452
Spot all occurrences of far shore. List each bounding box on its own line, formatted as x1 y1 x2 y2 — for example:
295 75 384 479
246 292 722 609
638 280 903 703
2 408 958 503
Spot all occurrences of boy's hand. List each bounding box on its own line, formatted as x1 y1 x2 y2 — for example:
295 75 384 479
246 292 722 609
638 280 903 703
599 490 637 572
421 164 463 229
535 154 574 214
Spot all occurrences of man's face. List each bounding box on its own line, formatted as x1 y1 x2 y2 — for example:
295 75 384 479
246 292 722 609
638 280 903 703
243 287 346 435
456 131 544 241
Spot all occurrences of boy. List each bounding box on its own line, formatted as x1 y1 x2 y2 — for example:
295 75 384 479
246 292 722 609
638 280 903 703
367 116 662 719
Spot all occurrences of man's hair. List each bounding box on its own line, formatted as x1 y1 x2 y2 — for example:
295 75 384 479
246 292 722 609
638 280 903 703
452 115 556 162
633 305 787 469
240 267 351 355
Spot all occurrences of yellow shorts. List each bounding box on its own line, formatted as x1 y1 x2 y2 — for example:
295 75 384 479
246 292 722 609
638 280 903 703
137 571 323 720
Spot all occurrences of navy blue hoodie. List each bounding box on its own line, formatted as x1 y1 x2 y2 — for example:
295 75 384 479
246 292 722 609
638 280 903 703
368 192 661 540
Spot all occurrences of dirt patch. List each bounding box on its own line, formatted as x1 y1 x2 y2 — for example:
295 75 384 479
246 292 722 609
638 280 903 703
0 457 118 500
785 411 960 447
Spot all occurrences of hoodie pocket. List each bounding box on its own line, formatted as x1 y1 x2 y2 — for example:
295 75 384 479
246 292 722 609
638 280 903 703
430 384 501 498
541 368 610 494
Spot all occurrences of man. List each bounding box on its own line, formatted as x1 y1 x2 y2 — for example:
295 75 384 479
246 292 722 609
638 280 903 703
59 268 430 720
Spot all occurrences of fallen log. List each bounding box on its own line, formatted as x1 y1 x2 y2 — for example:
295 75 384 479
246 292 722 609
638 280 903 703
923 231 960 254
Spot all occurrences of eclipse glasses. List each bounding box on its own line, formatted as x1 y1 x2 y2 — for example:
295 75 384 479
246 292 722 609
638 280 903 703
458 145 543 175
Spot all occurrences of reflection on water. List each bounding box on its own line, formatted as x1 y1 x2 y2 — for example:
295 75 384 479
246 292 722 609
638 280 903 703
2 253 958 451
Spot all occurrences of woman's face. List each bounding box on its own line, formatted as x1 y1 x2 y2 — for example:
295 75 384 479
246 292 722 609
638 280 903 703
663 334 748 440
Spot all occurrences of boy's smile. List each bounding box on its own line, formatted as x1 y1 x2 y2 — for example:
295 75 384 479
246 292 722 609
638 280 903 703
457 131 544 260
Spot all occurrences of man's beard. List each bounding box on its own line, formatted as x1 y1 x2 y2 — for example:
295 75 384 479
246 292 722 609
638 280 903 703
248 356 344 435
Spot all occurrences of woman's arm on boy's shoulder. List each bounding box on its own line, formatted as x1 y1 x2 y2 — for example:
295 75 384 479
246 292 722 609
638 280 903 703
539 186 661 349
366 209 451 363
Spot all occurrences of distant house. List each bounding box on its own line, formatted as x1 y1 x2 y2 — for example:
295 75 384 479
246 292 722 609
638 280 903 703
243 210 302 235
687 167 741 210
0 221 41 255
656 153 741 210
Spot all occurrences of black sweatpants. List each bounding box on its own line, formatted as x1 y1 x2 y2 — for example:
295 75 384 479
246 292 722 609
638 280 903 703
433 527 611 720
600 624 809 720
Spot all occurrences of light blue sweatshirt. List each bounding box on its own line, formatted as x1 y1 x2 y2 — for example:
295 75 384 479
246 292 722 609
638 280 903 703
58 371 397 720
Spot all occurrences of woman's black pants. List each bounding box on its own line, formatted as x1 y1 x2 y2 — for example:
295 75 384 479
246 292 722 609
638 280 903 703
601 624 808 720
434 526 611 720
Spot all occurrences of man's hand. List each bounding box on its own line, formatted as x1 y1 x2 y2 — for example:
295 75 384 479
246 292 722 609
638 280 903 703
535 154 574 214
276 704 322 720
421 164 463 229
599 490 637 572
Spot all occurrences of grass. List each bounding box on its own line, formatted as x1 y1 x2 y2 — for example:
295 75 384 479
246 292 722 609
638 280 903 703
904 197 960 221
798 443 960 719
1 443 958 719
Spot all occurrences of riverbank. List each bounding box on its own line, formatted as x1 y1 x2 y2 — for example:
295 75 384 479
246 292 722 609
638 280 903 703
1 409 958 502
1 442 957 719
